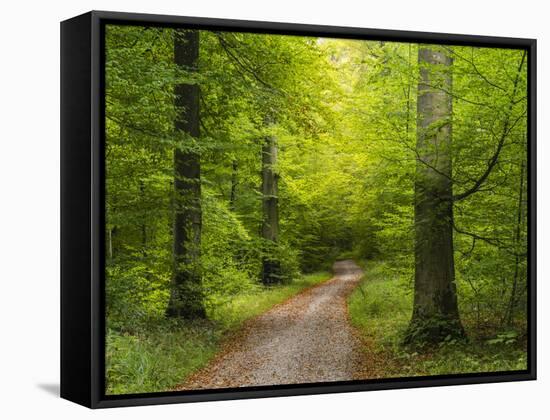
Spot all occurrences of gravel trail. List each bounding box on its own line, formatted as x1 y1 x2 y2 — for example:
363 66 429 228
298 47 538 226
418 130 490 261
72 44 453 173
176 259 366 390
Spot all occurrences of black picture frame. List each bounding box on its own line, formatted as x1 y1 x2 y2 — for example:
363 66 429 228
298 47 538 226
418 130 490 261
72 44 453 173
60 10 537 409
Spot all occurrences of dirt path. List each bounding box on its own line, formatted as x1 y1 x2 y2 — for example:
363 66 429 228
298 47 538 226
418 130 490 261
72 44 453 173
176 260 366 390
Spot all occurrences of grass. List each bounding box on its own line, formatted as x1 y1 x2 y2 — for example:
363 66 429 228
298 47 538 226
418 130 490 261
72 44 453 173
347 261 527 378
106 271 331 395
209 271 331 329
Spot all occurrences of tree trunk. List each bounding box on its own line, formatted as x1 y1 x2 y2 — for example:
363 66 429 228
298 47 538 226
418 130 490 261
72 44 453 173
261 122 281 285
504 160 525 326
107 226 113 261
139 180 147 256
229 159 238 211
166 29 205 319
405 47 464 345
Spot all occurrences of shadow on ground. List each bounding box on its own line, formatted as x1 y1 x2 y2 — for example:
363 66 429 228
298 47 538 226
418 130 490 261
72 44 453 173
36 383 59 397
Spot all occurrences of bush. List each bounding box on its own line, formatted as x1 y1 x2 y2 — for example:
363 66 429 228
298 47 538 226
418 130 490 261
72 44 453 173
105 253 171 332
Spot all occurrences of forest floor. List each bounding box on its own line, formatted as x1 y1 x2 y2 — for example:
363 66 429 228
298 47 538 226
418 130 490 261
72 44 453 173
348 260 528 378
106 271 333 395
175 260 373 390
107 260 526 395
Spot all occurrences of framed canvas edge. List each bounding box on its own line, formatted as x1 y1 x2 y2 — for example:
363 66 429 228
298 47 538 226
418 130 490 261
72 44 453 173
61 10 537 409
61 11 94 408
94 372 536 409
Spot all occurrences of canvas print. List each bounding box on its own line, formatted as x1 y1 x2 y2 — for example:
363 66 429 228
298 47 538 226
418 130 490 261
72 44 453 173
104 24 529 395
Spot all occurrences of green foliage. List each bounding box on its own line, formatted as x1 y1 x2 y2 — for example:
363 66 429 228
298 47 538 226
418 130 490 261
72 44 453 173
106 259 171 332
201 188 258 304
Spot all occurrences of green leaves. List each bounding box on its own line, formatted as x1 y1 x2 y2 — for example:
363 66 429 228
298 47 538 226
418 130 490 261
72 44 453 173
486 331 519 346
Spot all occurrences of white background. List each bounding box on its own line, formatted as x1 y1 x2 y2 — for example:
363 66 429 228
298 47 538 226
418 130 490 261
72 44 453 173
1 0 547 418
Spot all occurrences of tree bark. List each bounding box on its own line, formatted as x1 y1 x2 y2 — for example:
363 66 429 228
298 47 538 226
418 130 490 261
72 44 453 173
107 226 113 261
166 29 205 319
405 47 464 345
504 160 525 326
261 121 281 285
229 159 238 211
139 180 147 256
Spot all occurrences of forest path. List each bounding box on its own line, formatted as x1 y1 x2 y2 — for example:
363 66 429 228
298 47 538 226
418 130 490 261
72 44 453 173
176 260 367 390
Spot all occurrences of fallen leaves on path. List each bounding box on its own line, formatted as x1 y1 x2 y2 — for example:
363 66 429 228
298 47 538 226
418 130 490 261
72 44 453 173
175 260 386 390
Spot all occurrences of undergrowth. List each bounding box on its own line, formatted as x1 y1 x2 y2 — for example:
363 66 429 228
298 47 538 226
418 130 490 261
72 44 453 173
347 261 527 378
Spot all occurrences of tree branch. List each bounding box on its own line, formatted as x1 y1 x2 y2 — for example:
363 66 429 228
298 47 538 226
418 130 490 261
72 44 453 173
214 33 279 93
452 221 526 258
443 46 508 94
452 50 527 202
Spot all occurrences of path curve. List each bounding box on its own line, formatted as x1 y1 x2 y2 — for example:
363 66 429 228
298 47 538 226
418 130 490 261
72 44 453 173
176 260 366 390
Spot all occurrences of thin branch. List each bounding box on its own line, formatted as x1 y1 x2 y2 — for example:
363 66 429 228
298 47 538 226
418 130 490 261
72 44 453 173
215 33 280 93
452 50 527 202
452 221 526 258
443 46 508 94
106 114 164 138
420 82 494 108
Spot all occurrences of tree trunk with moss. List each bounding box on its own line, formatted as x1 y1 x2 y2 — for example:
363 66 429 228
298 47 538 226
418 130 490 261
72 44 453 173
261 121 281 285
166 29 206 319
405 47 464 345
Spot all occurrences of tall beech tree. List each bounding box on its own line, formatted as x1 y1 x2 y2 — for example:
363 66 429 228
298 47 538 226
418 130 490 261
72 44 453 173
166 29 206 318
406 47 464 344
261 117 281 284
